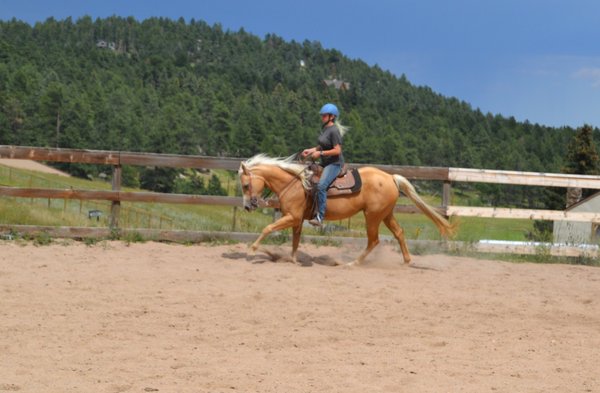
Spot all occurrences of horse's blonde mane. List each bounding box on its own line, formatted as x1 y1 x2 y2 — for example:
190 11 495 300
242 154 312 190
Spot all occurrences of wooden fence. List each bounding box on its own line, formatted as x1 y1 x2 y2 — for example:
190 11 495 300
0 164 174 229
1 145 600 257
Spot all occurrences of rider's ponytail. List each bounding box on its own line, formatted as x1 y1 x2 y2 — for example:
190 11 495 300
335 119 350 137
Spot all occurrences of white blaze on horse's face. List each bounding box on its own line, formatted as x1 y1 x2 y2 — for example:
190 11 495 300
239 163 259 212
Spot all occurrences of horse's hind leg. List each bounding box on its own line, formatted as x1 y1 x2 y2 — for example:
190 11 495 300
383 213 411 263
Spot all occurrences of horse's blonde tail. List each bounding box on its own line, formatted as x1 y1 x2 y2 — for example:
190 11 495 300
393 174 456 237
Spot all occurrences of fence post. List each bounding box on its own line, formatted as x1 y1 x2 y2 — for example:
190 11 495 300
110 165 122 229
29 175 33 204
232 206 238 231
442 180 451 217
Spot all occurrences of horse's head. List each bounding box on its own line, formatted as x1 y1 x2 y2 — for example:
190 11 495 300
238 163 265 212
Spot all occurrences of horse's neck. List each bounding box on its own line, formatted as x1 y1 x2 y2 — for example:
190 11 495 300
255 166 296 194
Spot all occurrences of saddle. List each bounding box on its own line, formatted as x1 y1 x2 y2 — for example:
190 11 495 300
307 164 362 196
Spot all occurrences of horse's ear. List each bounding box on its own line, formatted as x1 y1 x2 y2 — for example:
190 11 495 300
240 163 250 176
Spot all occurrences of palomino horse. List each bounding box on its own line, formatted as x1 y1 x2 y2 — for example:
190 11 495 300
238 154 454 265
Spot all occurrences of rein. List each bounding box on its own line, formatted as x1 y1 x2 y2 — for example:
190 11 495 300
276 172 303 201
248 167 305 207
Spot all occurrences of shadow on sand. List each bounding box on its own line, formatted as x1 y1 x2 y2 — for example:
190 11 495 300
222 247 340 267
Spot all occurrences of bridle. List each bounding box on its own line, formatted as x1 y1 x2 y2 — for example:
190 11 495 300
244 171 263 210
243 167 305 210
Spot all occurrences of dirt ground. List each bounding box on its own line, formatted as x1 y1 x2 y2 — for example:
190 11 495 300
0 159 70 177
1 240 599 393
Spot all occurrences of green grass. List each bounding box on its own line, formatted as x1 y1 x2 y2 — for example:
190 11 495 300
326 213 534 242
448 249 600 267
450 216 534 242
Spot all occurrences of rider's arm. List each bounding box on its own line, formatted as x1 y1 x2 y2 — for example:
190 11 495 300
302 146 320 156
320 144 341 157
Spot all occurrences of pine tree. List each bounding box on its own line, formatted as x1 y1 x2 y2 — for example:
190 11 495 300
562 124 600 203
562 124 600 175
207 174 227 196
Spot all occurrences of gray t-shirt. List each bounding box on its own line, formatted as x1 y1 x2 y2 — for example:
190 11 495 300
318 124 344 167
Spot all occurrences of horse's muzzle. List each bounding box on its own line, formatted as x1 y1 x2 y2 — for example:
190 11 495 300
244 197 259 212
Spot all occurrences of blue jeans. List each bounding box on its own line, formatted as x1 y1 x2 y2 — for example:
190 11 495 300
315 164 341 219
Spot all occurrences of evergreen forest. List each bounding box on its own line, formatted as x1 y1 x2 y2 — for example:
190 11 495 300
1 16 599 206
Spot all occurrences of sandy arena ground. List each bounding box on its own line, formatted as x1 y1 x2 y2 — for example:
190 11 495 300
1 240 599 393
0 159 70 177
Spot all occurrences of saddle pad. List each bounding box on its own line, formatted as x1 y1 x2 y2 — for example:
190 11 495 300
327 168 362 196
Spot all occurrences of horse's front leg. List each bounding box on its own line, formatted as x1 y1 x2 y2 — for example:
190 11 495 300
291 225 303 263
250 213 298 252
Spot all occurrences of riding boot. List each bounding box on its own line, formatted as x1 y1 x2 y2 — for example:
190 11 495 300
308 214 323 227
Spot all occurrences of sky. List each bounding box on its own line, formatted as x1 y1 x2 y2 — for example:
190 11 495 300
1 0 600 129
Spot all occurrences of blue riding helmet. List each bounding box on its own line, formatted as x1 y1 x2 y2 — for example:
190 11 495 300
319 103 339 117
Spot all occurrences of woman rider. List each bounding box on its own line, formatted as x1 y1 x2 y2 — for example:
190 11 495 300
301 103 347 227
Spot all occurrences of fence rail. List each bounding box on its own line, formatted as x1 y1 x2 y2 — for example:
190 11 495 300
449 167 600 189
2 145 600 255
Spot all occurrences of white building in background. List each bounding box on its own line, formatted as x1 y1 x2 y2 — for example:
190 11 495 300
553 192 600 244
322 78 350 90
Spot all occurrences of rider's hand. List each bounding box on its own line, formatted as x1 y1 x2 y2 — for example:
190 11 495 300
302 148 313 157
